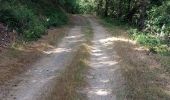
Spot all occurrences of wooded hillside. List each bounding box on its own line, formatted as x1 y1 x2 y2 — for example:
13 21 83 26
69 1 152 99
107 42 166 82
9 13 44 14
0 0 169 54
0 0 76 40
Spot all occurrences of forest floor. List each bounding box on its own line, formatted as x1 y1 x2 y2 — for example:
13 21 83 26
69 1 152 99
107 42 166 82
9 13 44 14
0 15 170 100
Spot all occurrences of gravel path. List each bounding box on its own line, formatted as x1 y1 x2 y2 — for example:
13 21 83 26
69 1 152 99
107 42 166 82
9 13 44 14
84 18 120 100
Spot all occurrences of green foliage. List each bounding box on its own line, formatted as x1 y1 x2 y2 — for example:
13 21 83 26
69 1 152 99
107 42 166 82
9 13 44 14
95 0 170 55
146 2 170 38
77 0 96 14
0 0 68 41
0 3 45 40
130 1 170 55
43 9 68 27
135 34 160 47
58 0 78 13
103 17 127 26
20 0 69 27
129 29 161 47
129 29 170 55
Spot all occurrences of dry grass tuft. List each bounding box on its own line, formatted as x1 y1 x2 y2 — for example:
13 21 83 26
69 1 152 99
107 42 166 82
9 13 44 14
114 41 170 100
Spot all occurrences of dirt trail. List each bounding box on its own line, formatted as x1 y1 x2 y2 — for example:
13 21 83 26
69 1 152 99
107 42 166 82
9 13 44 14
83 18 121 100
0 16 85 100
0 15 122 100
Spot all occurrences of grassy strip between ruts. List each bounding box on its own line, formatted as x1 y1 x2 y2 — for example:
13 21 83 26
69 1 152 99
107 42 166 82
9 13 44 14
45 23 93 100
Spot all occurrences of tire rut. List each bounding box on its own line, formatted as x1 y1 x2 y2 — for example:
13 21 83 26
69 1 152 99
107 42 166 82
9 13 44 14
83 17 121 100
0 25 84 100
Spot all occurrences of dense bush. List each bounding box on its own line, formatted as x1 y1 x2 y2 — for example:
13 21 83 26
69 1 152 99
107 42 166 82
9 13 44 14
20 0 68 27
129 28 169 55
0 5 46 40
126 1 170 54
146 2 170 39
58 0 78 13
77 0 96 14
0 0 68 40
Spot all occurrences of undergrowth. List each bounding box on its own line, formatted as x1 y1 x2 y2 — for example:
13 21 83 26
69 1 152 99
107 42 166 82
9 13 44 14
102 17 170 55
102 17 127 27
0 0 68 41
129 29 170 55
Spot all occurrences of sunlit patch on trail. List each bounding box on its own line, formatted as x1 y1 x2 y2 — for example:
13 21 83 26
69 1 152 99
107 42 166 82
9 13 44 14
88 89 112 96
134 47 148 51
43 48 71 54
99 61 118 66
90 45 118 68
90 60 118 68
65 34 84 39
92 52 103 56
98 56 108 60
99 37 136 46
92 49 102 53
100 79 110 83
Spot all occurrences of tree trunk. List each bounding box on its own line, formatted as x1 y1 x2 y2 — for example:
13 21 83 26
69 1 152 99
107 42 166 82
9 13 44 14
117 0 123 18
126 5 139 22
138 0 149 30
128 0 132 11
104 0 109 17
97 0 103 15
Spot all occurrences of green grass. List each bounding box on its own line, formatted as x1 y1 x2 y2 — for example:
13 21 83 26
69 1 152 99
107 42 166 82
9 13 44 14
129 29 170 55
101 17 129 28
